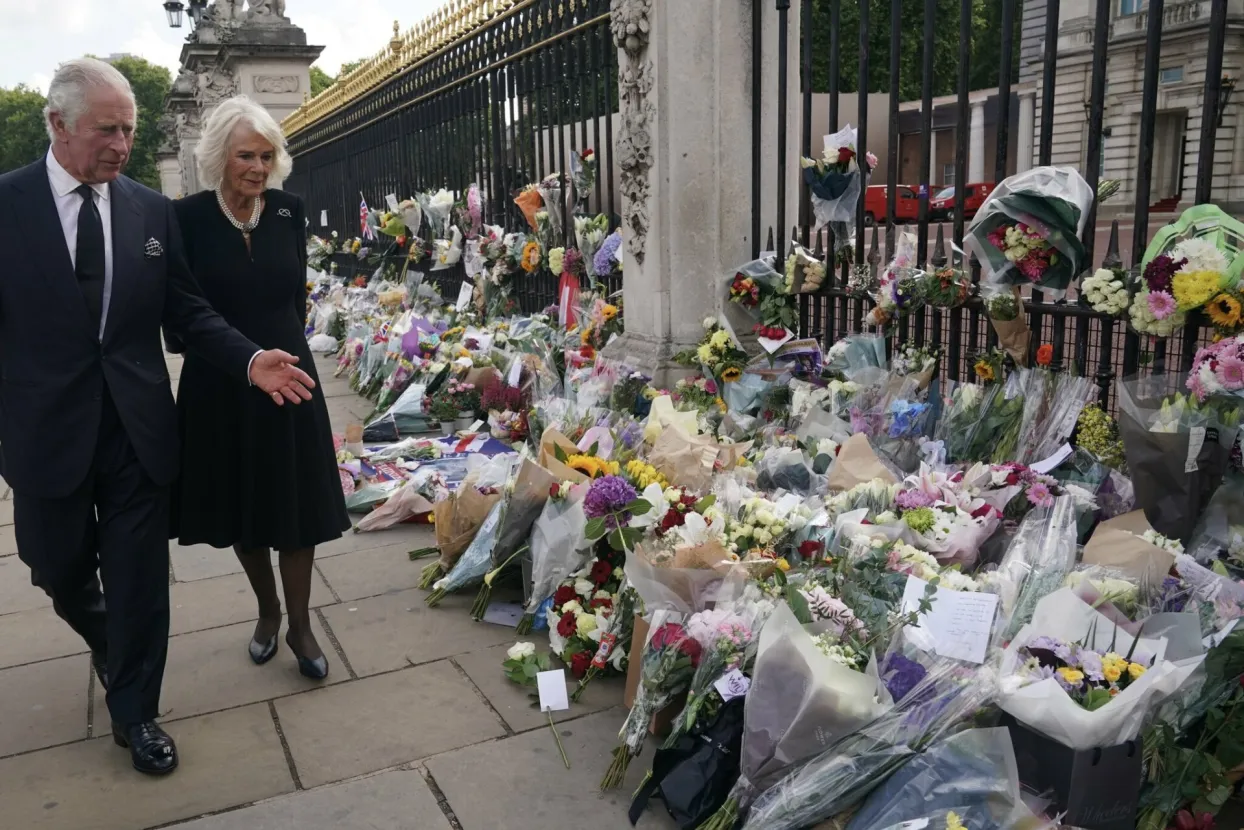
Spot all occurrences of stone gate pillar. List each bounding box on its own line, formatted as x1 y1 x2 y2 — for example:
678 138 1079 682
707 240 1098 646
604 0 801 380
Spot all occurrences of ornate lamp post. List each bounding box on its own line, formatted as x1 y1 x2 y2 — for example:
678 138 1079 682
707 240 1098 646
162 0 209 29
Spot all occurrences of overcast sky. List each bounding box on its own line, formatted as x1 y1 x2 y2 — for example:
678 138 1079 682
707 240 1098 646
0 0 444 92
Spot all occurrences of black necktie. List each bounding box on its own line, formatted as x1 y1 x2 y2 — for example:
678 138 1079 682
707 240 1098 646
74 184 105 331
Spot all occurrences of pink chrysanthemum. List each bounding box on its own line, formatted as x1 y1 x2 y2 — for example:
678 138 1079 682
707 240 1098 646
1026 482 1055 508
1187 370 1207 401
1218 356 1244 388
1147 290 1177 320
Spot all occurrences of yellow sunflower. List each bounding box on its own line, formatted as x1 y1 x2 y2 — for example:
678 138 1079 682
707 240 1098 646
973 359 995 382
1207 292 1243 330
721 367 743 383
566 455 620 479
520 241 542 274
601 304 619 321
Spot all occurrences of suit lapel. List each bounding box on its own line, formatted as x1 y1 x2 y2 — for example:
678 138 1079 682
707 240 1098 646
105 177 144 344
12 163 94 338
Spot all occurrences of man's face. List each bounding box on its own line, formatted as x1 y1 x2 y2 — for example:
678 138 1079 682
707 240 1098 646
50 85 135 184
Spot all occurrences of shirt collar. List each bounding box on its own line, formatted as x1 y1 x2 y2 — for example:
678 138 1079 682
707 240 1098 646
45 148 110 202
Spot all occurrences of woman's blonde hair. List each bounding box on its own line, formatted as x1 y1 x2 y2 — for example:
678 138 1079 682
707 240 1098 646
195 95 292 190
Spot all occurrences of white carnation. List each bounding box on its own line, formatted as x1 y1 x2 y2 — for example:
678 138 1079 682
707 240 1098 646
506 642 536 661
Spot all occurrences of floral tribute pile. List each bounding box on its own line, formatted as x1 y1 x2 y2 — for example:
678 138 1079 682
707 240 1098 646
304 161 1244 830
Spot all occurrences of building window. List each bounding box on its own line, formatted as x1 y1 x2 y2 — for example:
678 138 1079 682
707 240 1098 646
1161 66 1184 85
1119 0 1145 14
943 163 956 185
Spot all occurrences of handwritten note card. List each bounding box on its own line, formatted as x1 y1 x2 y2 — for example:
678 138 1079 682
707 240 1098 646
456 281 473 311
901 576 999 664
713 669 751 702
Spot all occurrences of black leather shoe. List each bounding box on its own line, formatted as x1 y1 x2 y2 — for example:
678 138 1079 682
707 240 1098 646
248 634 278 665
286 632 329 680
112 721 178 776
91 652 108 691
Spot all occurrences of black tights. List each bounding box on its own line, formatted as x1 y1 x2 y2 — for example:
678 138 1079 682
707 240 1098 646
233 546 323 661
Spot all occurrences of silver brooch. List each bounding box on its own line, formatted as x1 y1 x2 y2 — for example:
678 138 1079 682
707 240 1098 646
144 238 164 258
278 208 292 218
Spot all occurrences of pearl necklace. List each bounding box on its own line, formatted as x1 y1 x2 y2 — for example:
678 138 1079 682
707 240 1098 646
215 188 261 239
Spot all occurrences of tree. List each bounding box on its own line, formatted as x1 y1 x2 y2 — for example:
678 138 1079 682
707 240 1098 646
310 65 335 97
338 59 365 77
0 85 48 175
108 56 171 191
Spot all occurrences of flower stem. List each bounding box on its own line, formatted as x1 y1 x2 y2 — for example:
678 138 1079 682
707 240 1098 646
408 547 438 561
418 561 445 589
548 711 571 769
515 613 534 635
570 666 599 703
696 797 738 830
599 744 631 791
425 588 447 607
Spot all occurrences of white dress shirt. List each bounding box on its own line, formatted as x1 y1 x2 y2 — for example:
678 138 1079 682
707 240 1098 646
46 149 112 341
46 149 264 383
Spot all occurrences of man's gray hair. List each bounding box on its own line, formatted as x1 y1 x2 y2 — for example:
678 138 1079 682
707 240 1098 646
44 57 136 141
195 96 293 190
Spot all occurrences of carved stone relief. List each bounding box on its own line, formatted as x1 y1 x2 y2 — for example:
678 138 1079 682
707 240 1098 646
610 0 654 265
253 74 299 93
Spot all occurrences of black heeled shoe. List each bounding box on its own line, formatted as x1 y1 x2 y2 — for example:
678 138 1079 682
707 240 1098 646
112 721 178 775
248 633 278 664
286 632 329 680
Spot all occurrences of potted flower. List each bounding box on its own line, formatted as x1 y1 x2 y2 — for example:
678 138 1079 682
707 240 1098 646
424 379 479 436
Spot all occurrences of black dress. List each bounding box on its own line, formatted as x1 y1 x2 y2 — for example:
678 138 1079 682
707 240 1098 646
168 189 350 550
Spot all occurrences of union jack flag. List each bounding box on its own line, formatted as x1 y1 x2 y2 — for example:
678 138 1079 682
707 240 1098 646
359 195 375 241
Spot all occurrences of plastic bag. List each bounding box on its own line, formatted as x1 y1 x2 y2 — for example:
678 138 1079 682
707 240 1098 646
521 486 591 622
352 477 436 532
985 495 1080 642
428 498 506 601
1187 474 1244 565
1116 375 1240 543
755 447 826 495
723 372 774 416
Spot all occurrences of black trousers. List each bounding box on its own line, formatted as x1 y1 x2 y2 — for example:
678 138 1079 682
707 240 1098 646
13 385 170 725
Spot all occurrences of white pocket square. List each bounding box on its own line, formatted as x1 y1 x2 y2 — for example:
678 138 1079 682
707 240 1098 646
144 238 164 258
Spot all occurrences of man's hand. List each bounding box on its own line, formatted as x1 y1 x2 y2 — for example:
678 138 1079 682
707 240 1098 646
250 350 315 405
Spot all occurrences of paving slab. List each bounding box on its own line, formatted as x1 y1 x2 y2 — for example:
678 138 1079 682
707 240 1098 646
0 524 17 556
274 661 507 789
0 703 293 830
426 708 673 830
92 617 344 725
316 524 435 558
0 500 13 527
170 568 335 636
319 588 515 677
0 604 88 668
315 543 435 601
0 654 89 757
170 542 256 582
452 644 626 734
0 553 52 614
169 768 453 830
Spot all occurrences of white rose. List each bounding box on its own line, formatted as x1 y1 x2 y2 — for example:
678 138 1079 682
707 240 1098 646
506 642 536 661
574 579 595 597
561 599 582 616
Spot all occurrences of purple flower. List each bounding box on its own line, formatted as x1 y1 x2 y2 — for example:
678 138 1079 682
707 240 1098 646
895 489 934 510
882 653 928 702
583 475 638 529
594 231 622 275
1078 649 1105 682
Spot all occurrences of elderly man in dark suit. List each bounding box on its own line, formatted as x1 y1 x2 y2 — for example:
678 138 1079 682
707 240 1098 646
0 56 316 776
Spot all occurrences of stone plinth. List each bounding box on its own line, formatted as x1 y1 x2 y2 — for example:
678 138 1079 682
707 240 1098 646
603 0 801 382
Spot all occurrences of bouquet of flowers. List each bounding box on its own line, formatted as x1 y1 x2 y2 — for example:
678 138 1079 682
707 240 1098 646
964 166 1094 297
672 374 726 414
569 147 597 210
544 547 628 679
785 244 827 294
1187 334 1244 402
418 475 505 589
1131 252 1189 337
676 319 749 386
998 588 1205 751
729 259 798 332
936 382 1002 464
423 378 479 426
1116 375 1241 542
1012 360 1099 466
801 124 877 262
986 495 1081 641
1083 265 1131 317
866 233 925 330
418 187 455 239
1138 204 1244 337
923 262 972 310
983 287 1031 367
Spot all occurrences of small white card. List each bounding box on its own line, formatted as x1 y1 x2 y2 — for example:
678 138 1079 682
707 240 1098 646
773 492 803 519
385 193 400 212
468 419 485 434
1186 426 1207 473
757 329 795 354
559 285 571 327
900 576 1000 664
536 669 570 712
319 209 328 227
713 669 751 702
507 356 523 387
456 281 473 311
481 601 523 627
1031 443 1073 475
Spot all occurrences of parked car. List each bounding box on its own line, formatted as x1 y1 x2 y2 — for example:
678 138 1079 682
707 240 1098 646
862 185 920 226
929 182 995 221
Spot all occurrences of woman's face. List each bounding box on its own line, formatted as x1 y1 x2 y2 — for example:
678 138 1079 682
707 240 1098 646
224 125 275 198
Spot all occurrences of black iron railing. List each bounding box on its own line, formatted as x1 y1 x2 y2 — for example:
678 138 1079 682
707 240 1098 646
755 0 1233 409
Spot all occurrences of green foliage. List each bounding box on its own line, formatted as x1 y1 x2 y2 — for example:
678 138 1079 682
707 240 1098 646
809 0 1021 100
0 85 49 174
108 56 172 191
502 649 552 687
309 65 335 97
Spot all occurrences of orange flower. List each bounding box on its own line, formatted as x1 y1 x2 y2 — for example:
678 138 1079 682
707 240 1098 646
1036 344 1053 366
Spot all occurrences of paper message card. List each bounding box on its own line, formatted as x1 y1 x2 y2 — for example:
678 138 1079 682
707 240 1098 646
901 576 1000 664
456 281 473 311
536 669 570 712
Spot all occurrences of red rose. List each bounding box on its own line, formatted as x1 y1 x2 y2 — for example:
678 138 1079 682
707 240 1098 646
570 650 593 678
1005 473 1020 486
556 611 577 638
549 483 562 499
971 504 996 520
799 540 823 559
553 585 577 608
678 637 703 666
836 146 856 165
649 622 687 651
590 560 614 586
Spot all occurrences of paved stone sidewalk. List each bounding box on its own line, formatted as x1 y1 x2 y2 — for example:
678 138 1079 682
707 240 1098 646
0 353 675 830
